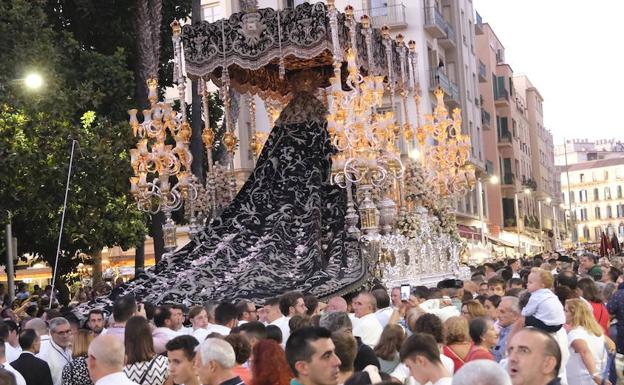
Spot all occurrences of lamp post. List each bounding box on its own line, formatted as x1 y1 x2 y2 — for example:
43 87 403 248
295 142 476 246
537 197 552 252
514 188 531 256
476 174 499 245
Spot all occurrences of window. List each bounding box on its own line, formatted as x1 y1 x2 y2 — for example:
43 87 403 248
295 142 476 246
620 223 624 236
583 226 590 240
595 206 601 220
594 227 602 241
579 190 588 202
605 187 611 200
607 205 613 218
569 191 575 203
618 186 622 198
202 2 222 22
580 208 588 221
593 188 600 201
579 173 585 183
618 204 624 218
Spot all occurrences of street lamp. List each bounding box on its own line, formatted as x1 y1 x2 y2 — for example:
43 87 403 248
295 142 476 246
476 174 499 244
24 73 43 90
514 189 531 256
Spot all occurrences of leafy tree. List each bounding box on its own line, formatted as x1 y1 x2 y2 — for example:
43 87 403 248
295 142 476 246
0 0 146 291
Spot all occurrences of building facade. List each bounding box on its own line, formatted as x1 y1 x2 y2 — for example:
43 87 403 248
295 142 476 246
560 157 624 243
475 21 559 254
555 138 624 166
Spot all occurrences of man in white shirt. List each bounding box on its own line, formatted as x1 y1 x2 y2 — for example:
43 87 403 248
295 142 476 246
235 300 258 326
390 287 402 309
170 305 187 334
398 333 452 385
264 297 290 344
37 317 73 385
0 341 26 385
87 334 139 385
351 292 383 348
153 305 184 353
372 289 393 328
3 321 22 363
189 306 210 342
205 302 238 336
508 258 521 279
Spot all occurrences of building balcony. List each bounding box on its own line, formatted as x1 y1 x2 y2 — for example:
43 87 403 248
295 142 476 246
354 4 407 29
475 11 484 35
438 23 456 49
497 131 513 147
502 173 515 185
424 6 455 43
429 70 460 107
481 108 491 129
495 88 510 107
478 60 487 82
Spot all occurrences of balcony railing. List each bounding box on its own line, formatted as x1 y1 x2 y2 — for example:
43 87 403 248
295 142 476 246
498 131 512 146
475 11 483 33
429 70 460 103
495 88 509 102
502 173 514 185
481 108 491 127
354 4 407 28
478 60 487 82
424 7 455 41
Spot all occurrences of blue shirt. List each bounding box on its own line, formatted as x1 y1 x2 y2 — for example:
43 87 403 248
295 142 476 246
494 324 512 362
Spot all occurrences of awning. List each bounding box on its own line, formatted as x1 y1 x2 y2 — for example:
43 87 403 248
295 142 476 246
458 224 480 241
486 235 516 248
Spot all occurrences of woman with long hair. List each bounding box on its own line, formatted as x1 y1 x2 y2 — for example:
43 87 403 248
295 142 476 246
442 316 472 372
577 278 609 334
250 339 292 385
61 329 93 385
565 298 608 385
460 300 486 321
465 317 498 361
373 324 405 374
123 316 170 385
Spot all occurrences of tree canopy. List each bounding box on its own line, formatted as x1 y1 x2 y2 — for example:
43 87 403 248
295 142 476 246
0 0 206 281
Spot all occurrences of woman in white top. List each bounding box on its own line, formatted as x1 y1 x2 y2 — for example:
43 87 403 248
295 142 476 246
564 298 607 385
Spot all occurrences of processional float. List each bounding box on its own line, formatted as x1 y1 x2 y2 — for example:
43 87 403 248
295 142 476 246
96 1 476 312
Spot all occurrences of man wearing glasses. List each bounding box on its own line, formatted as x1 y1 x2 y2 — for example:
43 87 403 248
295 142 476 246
37 317 73 385
235 300 258 326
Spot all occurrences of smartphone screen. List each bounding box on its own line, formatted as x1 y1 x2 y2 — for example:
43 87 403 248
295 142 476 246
400 284 410 301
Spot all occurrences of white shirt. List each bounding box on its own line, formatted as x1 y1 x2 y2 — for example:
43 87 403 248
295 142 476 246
566 327 606 385
269 316 290 345
95 372 140 385
553 327 570 385
391 354 454 385
2 362 26 385
521 288 566 326
432 379 452 385
205 324 232 336
37 339 72 385
193 327 210 342
375 307 394 328
5 342 21 363
353 313 383 348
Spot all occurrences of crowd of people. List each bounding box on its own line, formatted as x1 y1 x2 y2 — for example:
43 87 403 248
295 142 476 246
0 252 622 385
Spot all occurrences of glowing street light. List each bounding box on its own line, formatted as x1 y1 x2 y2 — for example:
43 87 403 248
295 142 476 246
24 73 43 90
489 175 499 185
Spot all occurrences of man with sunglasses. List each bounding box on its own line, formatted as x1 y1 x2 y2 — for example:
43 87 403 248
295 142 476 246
37 317 73 385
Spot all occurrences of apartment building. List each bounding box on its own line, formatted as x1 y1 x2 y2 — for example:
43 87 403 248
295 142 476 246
560 157 624 243
555 138 624 166
475 21 559 254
